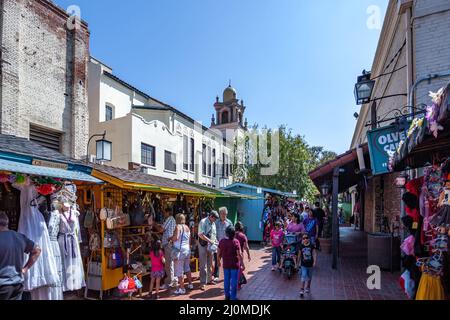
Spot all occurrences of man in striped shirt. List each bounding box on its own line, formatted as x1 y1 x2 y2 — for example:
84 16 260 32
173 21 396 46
160 208 177 289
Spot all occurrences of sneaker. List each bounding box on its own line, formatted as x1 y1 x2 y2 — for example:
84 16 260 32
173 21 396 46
187 284 194 290
271 267 275 271
174 288 186 295
200 285 206 291
213 277 219 282
299 289 304 298
160 284 169 290
305 288 310 294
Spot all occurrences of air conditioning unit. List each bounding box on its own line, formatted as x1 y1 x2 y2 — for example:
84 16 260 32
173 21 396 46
89 155 97 163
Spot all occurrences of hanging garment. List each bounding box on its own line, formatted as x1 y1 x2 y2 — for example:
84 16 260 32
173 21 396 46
58 208 86 292
415 273 445 300
13 182 60 299
46 210 64 300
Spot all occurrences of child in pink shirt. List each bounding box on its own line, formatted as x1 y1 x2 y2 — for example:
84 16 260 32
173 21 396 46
270 222 284 271
149 240 165 299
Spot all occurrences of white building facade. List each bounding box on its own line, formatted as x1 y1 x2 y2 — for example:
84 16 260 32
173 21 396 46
88 58 247 188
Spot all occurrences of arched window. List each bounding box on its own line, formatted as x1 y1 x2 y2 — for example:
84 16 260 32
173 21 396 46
221 111 229 124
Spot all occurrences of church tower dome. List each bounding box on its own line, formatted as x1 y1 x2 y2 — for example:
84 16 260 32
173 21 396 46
223 85 237 102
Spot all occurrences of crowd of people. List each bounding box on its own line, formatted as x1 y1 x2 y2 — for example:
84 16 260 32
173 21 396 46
149 206 250 300
266 200 327 298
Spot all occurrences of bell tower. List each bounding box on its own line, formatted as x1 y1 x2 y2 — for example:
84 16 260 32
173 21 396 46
210 82 247 141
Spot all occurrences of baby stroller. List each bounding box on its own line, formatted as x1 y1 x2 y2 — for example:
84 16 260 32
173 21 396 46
281 233 299 279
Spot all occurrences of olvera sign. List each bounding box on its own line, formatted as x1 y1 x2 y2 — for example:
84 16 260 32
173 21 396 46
367 125 408 175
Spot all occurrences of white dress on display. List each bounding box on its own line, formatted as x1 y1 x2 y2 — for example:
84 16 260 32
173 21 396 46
14 181 61 300
58 207 86 292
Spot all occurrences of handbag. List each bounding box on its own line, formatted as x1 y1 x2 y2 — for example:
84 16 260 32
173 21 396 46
239 273 247 285
130 194 146 226
89 232 101 251
107 206 130 229
108 248 123 269
133 276 143 289
100 208 113 221
84 209 95 229
103 230 120 248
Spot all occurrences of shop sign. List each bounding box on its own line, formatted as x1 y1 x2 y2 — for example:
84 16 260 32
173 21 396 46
367 124 409 175
32 159 68 170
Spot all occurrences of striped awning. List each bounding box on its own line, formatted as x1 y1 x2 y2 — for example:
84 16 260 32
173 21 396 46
0 159 103 183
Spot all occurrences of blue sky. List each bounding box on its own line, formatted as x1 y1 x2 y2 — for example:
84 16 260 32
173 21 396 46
56 0 388 154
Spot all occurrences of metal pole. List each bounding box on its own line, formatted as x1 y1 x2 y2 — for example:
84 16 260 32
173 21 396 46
332 167 340 269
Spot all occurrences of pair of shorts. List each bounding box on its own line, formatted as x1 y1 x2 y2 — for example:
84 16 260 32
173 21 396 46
174 257 191 277
300 266 313 281
151 270 165 279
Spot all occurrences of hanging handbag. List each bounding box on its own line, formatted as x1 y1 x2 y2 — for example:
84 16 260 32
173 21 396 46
107 206 131 229
133 276 143 289
89 232 101 251
84 209 95 229
100 208 113 221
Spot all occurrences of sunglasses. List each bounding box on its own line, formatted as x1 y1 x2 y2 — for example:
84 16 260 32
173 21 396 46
302 237 309 240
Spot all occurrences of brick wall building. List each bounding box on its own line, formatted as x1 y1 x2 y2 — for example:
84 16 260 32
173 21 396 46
0 0 90 159
352 0 450 233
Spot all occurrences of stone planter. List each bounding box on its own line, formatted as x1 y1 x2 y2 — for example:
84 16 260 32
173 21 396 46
319 238 332 254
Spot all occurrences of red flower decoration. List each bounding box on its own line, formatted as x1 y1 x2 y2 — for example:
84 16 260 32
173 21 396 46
36 184 56 196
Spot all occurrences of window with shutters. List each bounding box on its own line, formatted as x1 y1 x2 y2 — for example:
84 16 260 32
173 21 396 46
190 138 195 172
213 148 216 177
202 144 207 175
29 125 61 152
183 135 189 171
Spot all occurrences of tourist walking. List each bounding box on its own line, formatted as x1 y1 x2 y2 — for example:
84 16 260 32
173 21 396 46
218 225 244 301
270 221 284 271
171 214 194 295
0 212 41 300
303 208 319 246
312 202 325 238
160 208 177 290
198 211 219 291
235 221 251 289
299 234 317 298
214 207 232 282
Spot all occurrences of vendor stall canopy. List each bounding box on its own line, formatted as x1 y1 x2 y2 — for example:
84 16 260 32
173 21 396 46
0 134 102 183
91 164 214 196
178 181 260 200
391 83 450 171
309 144 370 194
223 182 298 198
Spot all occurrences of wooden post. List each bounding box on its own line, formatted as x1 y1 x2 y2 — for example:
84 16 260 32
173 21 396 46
332 167 340 270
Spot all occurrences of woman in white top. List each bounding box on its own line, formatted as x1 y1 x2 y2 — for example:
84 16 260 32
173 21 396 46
171 214 193 295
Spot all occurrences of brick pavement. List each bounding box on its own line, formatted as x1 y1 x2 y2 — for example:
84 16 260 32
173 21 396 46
75 227 407 300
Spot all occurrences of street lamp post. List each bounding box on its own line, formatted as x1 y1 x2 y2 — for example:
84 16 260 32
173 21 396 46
86 131 111 163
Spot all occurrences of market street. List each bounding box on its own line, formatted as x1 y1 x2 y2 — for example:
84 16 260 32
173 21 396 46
80 227 402 301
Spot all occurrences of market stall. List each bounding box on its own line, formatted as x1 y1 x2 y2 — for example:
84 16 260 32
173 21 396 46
0 134 103 300
388 84 450 300
80 164 215 299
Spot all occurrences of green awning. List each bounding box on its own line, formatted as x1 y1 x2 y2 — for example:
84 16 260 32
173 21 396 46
0 159 102 183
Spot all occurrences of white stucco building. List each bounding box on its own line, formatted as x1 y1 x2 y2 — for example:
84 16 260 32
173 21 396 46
88 57 248 187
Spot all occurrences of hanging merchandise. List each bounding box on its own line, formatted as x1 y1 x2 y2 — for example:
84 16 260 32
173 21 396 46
13 179 61 300
130 192 146 226
415 273 445 300
106 205 130 230
56 185 86 292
